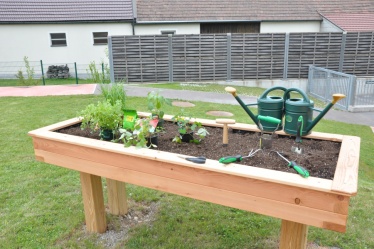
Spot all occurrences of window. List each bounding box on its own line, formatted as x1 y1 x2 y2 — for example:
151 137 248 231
160 30 176 35
93 32 108 45
50 33 67 46
200 23 260 34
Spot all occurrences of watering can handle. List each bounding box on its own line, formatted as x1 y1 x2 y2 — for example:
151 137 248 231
258 115 281 124
259 86 288 99
283 88 310 102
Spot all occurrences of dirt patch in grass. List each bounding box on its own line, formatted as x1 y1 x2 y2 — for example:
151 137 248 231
96 200 160 248
58 122 340 180
54 200 160 248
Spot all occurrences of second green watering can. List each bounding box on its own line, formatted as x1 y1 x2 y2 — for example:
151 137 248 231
283 88 345 135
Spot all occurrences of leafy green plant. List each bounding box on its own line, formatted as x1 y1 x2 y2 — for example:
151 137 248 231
15 70 25 85
79 100 123 140
100 83 127 111
147 90 171 119
119 116 160 148
15 56 40 86
171 111 209 144
86 60 110 83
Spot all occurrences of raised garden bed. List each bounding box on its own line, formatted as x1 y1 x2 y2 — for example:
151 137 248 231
58 118 341 180
28 112 360 248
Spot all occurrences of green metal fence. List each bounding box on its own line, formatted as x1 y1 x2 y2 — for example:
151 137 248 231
0 60 109 86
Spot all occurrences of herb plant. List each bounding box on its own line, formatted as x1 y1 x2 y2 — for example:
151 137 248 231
79 100 123 140
119 116 160 148
147 90 171 119
171 111 209 144
100 83 127 111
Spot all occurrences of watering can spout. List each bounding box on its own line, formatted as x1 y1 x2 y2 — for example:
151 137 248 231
332 94 346 104
226 86 287 131
225 86 259 125
225 86 237 97
306 93 346 133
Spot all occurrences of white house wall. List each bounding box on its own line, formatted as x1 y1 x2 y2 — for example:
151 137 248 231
320 18 343 32
134 21 321 35
0 23 132 64
260 21 321 33
135 23 200 35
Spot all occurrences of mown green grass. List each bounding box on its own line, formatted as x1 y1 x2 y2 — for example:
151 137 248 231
0 78 93 86
0 93 373 248
138 82 328 108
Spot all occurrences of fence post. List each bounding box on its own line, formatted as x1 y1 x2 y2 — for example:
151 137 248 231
168 34 173 82
339 32 347 72
283 33 290 80
40 60 46 85
102 63 105 83
74 62 78 84
108 36 115 83
307 65 313 94
227 33 232 81
326 71 331 101
348 76 357 109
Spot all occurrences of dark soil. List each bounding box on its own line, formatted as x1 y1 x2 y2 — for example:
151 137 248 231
57 122 341 180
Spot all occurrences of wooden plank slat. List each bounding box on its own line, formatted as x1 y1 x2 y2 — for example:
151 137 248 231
33 137 349 215
331 136 360 194
33 149 348 232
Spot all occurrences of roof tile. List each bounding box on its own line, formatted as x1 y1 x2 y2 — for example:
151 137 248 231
136 0 374 22
0 0 133 22
322 13 374 32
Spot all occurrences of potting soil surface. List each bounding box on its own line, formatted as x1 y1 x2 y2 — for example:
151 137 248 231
57 122 341 180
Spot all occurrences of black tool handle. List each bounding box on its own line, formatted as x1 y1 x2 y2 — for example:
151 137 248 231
185 157 206 164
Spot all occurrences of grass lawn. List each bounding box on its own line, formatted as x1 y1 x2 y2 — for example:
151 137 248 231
0 78 93 87
0 93 373 248
137 82 328 108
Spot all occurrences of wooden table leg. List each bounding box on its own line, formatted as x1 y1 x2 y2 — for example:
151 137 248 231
279 220 308 249
106 179 128 215
80 172 107 233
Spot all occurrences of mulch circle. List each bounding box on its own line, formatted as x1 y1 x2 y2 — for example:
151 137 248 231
172 101 195 107
206 111 234 117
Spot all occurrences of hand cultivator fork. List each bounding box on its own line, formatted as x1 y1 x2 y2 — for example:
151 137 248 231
218 149 262 164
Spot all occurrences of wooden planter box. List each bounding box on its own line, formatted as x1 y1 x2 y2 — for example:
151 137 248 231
28 113 360 249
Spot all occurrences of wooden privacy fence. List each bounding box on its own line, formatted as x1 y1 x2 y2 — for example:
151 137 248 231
109 32 374 83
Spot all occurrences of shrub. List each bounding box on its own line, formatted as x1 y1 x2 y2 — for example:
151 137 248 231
15 56 40 86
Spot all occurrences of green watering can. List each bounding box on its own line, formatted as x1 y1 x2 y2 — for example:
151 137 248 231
283 88 345 135
225 86 287 131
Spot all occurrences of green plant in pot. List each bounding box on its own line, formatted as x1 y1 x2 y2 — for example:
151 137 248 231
171 112 209 144
147 90 171 127
100 83 127 111
80 100 123 141
119 116 160 148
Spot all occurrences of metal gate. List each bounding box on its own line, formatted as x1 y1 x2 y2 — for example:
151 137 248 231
352 78 374 107
307 65 356 110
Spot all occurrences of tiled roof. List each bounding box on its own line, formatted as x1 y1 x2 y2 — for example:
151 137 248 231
136 0 374 22
0 0 133 23
322 13 374 32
